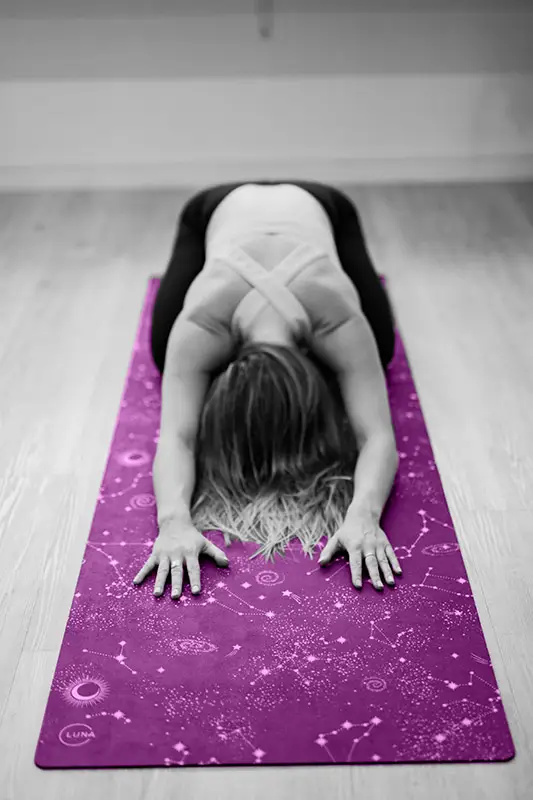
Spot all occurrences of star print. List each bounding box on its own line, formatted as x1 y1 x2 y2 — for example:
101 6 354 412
336 636 346 644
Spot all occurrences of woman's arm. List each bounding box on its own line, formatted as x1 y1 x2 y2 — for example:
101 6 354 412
154 315 236 530
310 305 399 522
153 373 208 529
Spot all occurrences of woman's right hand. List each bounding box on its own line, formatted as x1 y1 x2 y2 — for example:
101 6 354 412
133 519 229 600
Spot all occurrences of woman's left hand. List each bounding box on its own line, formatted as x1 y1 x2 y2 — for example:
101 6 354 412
318 514 402 591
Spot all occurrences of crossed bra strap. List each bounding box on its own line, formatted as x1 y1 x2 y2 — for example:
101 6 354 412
213 239 328 343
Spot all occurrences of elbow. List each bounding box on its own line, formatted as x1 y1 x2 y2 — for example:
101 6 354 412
361 429 397 450
383 434 399 465
363 431 399 463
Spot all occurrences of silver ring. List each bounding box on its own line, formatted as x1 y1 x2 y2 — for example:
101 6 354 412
364 552 376 560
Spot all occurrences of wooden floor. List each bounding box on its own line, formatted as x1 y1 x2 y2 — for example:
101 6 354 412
0 183 532 799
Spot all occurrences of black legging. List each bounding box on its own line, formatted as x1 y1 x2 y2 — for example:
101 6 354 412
150 180 396 374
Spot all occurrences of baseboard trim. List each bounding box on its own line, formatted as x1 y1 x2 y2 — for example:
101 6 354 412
1 155 533 190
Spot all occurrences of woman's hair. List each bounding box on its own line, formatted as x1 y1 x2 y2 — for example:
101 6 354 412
190 342 360 561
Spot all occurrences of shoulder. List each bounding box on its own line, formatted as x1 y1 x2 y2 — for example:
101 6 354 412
290 255 363 337
180 258 246 334
166 305 237 375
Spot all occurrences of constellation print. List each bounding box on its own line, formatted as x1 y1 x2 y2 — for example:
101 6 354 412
98 472 151 501
90 533 154 548
200 580 277 618
390 508 456 561
82 640 138 675
34 277 515 769
416 566 472 598
86 543 137 599
315 716 382 762
250 640 319 688
214 719 266 764
429 670 500 694
429 696 502 747
369 616 414 649
84 709 132 724
305 557 346 582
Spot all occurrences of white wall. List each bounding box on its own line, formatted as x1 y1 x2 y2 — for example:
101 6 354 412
1 2 532 188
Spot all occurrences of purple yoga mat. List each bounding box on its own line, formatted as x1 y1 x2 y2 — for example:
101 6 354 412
35 276 515 768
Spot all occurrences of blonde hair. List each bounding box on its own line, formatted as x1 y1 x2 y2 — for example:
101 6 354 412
190 342 359 561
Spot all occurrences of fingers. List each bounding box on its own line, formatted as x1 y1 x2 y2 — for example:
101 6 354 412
364 553 383 590
376 545 395 586
351 547 401 591
318 536 339 566
185 555 201 595
170 558 184 600
134 537 230 601
348 549 362 589
133 555 157 585
385 544 402 575
153 556 170 596
202 540 230 568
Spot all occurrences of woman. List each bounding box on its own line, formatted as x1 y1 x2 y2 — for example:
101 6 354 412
133 180 402 602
